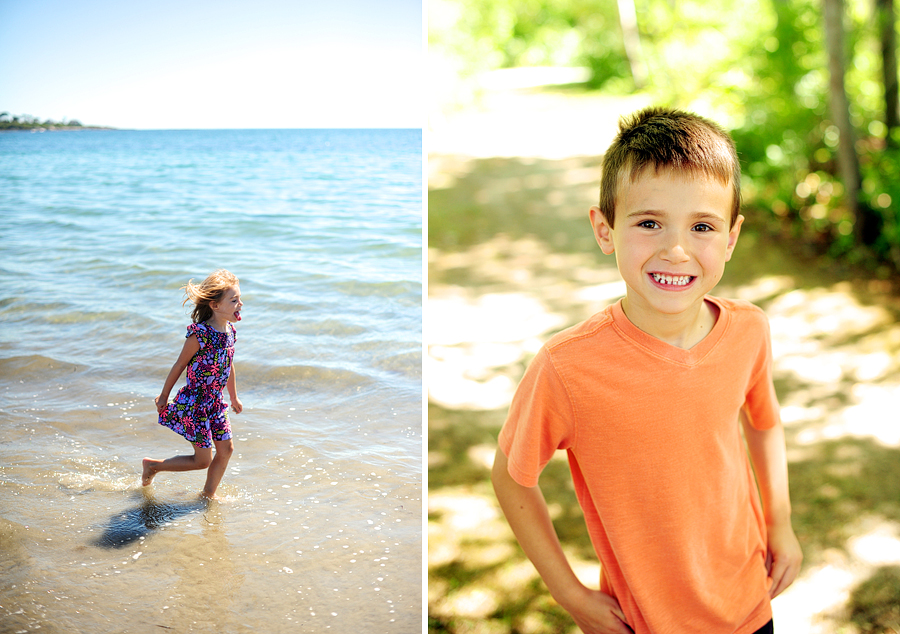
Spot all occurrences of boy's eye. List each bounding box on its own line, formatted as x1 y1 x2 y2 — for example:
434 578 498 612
637 220 659 229
692 223 714 232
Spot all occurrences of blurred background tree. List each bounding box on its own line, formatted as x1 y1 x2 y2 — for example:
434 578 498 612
429 0 900 274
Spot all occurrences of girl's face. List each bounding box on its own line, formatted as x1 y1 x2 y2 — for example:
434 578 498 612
210 285 243 325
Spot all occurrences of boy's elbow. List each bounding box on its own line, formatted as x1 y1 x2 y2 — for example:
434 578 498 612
491 448 513 492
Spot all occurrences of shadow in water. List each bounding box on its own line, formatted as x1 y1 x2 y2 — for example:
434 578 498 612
93 492 210 549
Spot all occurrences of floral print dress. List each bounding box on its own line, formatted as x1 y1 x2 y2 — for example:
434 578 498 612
158 322 236 448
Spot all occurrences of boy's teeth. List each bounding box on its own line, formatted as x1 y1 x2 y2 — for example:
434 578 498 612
652 273 692 286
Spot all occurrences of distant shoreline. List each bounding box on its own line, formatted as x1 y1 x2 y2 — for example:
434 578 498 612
0 125 115 132
0 114 115 132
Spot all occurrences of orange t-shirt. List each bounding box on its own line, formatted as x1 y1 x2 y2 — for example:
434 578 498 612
499 297 778 634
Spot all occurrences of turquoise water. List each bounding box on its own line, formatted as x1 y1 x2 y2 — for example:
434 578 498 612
0 129 422 633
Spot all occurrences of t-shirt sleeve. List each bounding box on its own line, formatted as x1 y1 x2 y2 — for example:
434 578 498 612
186 323 206 349
742 309 780 431
498 346 577 487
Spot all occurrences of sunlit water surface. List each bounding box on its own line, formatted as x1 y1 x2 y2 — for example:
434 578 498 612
0 128 422 633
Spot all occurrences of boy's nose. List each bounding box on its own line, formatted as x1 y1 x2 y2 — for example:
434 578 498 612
660 234 690 262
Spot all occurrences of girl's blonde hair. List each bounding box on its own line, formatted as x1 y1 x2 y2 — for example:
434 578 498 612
181 269 239 324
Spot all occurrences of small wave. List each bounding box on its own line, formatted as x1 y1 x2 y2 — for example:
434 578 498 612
45 308 132 324
0 297 71 318
0 516 30 557
0 354 81 380
239 362 374 394
373 350 422 379
333 279 421 300
274 317 367 337
0 295 132 325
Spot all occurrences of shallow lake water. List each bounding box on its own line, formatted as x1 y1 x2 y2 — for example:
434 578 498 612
0 128 423 633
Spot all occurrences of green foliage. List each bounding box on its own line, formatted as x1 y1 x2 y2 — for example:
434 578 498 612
0 113 92 130
430 0 900 272
859 144 900 268
429 0 627 86
730 0 900 273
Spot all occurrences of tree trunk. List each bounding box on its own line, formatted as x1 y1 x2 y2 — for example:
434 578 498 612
616 0 647 89
877 0 900 144
824 0 881 245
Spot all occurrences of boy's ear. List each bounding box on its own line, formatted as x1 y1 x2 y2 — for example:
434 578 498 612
724 214 744 262
589 206 615 255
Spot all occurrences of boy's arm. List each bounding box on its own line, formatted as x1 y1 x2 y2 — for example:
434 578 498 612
491 448 633 634
741 415 803 598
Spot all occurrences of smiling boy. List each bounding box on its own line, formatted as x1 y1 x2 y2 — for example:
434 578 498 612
492 107 802 633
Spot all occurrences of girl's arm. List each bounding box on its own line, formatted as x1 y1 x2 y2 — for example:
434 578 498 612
491 448 633 634
227 363 242 413
155 335 200 413
741 414 803 598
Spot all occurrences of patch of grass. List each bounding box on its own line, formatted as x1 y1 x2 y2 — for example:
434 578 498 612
789 438 900 561
847 566 900 633
428 156 603 255
428 403 595 558
428 405 506 488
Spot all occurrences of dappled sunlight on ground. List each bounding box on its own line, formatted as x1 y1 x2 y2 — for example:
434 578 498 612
774 517 900 632
429 474 602 632
428 290 565 410
765 285 900 452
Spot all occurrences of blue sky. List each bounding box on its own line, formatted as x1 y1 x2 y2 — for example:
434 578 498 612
0 0 422 129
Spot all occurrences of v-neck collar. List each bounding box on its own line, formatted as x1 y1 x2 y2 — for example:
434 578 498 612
610 296 729 366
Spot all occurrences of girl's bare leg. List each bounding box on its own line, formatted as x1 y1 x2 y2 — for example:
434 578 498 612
142 447 214 486
201 438 234 499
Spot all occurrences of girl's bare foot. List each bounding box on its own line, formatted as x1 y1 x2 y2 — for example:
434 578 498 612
142 458 158 486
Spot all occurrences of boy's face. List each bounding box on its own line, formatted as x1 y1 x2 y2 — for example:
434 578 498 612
590 168 742 325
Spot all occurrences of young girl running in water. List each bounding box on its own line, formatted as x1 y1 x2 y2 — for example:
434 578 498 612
142 269 243 499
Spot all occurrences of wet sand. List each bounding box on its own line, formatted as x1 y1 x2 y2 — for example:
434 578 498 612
1 398 421 634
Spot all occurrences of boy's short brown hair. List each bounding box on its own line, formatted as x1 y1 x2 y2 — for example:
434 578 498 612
599 107 741 228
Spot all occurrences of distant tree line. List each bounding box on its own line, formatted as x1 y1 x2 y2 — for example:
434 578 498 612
0 112 107 130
